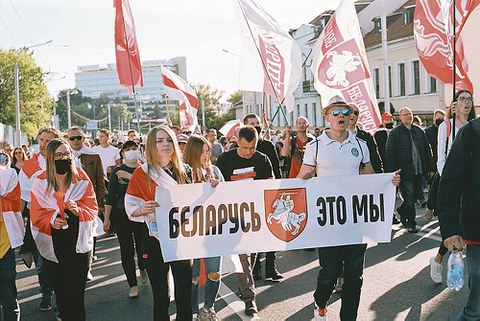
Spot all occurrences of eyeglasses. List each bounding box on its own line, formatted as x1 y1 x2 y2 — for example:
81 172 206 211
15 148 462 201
15 151 23 154
68 135 83 141
54 151 72 160
331 108 351 117
458 96 473 103
352 111 359 116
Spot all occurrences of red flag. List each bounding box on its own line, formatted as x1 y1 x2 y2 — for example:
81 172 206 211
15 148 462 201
219 119 242 138
310 0 381 134
414 0 480 93
114 0 143 96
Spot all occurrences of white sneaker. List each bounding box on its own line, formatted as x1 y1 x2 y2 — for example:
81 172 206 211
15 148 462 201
314 303 327 321
192 313 201 321
425 208 434 221
429 257 443 284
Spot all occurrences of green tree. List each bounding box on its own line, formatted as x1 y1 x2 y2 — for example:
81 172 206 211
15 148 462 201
0 49 54 138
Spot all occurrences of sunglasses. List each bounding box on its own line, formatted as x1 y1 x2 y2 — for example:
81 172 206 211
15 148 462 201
458 96 473 103
331 108 351 117
352 111 359 116
68 135 83 141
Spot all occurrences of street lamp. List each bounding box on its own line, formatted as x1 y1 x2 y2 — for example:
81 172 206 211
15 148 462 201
14 40 52 146
66 89 78 128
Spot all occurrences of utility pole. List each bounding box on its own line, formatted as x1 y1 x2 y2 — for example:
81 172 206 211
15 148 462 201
381 1 390 113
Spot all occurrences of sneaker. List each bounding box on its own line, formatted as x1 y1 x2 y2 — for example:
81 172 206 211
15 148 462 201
244 300 258 315
334 277 344 292
425 208 434 221
200 307 218 321
265 268 284 281
429 257 443 284
139 269 148 284
192 313 201 321
407 226 419 233
86 271 94 282
128 286 139 298
39 296 52 311
314 303 327 321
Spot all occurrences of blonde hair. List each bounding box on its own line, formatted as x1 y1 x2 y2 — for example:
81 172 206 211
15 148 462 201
45 138 77 193
183 135 215 182
145 125 186 184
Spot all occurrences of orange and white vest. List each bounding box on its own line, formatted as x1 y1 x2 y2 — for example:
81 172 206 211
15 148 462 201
0 166 24 248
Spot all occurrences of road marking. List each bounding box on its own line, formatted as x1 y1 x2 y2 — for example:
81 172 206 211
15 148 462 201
218 280 262 320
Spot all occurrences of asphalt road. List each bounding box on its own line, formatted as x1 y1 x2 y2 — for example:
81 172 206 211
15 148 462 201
14 207 469 321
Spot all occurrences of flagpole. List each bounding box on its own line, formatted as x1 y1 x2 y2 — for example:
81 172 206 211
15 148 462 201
452 0 457 141
121 2 141 135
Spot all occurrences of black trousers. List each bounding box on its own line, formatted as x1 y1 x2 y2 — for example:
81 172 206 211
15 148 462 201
114 208 145 287
142 224 192 321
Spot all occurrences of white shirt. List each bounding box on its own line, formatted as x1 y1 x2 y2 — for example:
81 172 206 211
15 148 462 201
303 131 370 177
92 145 120 176
436 119 460 175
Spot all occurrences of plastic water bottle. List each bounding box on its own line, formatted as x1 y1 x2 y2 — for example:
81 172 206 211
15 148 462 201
447 248 464 291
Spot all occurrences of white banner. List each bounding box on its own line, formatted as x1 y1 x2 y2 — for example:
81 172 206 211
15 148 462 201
154 174 395 262
235 0 302 112
310 0 381 134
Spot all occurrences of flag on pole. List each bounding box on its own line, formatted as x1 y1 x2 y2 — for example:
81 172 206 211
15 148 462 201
414 0 480 93
160 65 199 133
236 0 302 113
310 0 381 134
219 119 243 138
114 0 143 96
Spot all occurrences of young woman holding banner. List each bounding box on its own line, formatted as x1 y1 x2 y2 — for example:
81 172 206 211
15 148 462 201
183 135 223 321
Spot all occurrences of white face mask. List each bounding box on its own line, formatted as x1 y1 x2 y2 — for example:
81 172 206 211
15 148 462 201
124 150 139 163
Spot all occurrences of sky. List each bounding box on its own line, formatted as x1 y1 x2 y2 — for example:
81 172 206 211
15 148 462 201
0 0 346 101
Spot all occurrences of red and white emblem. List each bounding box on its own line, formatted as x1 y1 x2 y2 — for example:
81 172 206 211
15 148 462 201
264 189 307 242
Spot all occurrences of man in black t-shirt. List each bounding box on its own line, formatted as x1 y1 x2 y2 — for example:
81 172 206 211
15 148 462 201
216 126 273 316
242 113 283 282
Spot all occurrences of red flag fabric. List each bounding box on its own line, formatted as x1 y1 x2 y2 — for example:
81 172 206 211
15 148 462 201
160 65 199 133
219 119 242 138
114 0 143 96
310 0 381 134
414 0 480 93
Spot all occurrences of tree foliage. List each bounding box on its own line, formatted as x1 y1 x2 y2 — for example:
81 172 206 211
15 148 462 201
0 49 54 138
55 90 131 132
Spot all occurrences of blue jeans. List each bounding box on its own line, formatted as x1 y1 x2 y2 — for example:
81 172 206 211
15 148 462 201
34 248 54 298
0 248 20 321
191 257 222 313
314 244 367 321
457 244 480 321
398 175 422 228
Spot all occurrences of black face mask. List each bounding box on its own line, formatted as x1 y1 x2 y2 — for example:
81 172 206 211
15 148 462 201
254 126 262 135
55 159 72 175
435 119 444 127
385 123 394 129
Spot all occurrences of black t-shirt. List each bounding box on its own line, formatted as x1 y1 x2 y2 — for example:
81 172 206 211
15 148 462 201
106 164 137 209
216 148 274 181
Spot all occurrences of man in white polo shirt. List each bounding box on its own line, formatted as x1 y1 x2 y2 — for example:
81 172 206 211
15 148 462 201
92 129 121 178
297 96 400 321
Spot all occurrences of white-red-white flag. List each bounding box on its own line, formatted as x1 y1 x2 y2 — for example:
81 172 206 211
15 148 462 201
219 119 243 138
310 0 381 134
236 0 302 113
414 0 480 94
114 0 143 96
160 66 199 133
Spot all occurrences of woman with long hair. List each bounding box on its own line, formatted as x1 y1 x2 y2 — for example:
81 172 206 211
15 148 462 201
183 135 223 321
103 140 147 298
125 125 193 320
429 89 475 284
30 138 98 321
11 147 27 175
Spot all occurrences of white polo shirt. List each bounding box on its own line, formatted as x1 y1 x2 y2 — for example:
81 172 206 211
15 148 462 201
303 131 370 177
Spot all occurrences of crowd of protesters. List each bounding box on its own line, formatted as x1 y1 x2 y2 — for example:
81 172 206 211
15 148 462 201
0 90 479 321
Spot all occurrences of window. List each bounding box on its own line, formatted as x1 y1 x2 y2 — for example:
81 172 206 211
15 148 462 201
411 60 420 95
313 102 317 126
297 104 300 117
373 68 380 98
428 76 437 93
304 103 308 117
397 63 405 96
